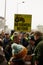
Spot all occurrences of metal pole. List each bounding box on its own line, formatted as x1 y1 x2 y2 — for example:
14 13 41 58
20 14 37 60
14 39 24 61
4 0 6 23
4 0 6 31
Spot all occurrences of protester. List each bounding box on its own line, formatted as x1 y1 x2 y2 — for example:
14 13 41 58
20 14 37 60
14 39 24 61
33 31 43 65
27 35 35 55
4 40 12 61
34 31 42 46
3 32 11 49
33 41 43 65
27 35 35 65
0 38 8 65
0 29 43 65
9 43 27 65
20 32 29 47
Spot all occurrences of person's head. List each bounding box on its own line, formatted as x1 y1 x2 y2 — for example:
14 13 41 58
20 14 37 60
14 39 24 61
13 36 19 44
5 33 10 39
13 32 20 44
34 31 42 40
29 36 35 46
11 30 15 36
11 43 27 59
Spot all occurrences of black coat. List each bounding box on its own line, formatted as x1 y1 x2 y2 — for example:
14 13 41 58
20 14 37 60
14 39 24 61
10 57 25 65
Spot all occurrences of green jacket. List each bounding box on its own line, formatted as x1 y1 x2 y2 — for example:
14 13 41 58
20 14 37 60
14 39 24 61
34 41 43 61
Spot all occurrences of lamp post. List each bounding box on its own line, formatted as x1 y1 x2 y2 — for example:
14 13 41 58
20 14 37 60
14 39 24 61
3 0 6 31
4 0 6 23
16 1 25 14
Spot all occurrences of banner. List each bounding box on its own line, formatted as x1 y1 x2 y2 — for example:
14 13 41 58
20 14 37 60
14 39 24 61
14 14 32 32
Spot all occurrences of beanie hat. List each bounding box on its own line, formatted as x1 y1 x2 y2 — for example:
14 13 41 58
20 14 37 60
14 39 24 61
11 43 27 59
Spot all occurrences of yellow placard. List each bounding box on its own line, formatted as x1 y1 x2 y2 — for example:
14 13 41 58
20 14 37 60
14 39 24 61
14 14 32 32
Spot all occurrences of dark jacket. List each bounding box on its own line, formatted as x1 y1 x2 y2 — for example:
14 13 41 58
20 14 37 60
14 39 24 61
0 47 8 65
0 55 8 65
21 38 29 47
27 44 35 55
3 38 11 49
9 57 25 65
35 37 42 47
34 41 43 65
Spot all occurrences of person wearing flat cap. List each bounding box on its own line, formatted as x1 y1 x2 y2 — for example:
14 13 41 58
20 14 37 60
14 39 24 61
27 35 35 55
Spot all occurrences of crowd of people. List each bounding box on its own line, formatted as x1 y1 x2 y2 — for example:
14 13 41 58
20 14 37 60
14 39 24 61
0 30 43 65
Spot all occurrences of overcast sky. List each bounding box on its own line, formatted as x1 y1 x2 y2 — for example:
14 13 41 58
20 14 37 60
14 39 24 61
0 0 43 30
